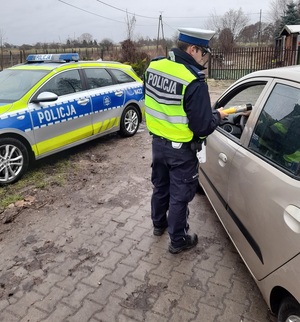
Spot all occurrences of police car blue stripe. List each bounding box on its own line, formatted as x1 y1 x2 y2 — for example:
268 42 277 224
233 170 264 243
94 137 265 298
0 84 143 133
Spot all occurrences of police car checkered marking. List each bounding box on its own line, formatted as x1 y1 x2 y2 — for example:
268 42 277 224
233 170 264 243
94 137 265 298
0 108 29 120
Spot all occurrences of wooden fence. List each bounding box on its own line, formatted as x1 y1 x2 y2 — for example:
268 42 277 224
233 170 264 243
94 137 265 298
0 48 112 70
209 47 300 80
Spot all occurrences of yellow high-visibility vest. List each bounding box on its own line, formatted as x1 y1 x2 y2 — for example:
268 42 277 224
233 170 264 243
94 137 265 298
145 58 197 142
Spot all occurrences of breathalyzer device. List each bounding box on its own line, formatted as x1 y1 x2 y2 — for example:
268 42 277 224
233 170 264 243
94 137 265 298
225 103 252 114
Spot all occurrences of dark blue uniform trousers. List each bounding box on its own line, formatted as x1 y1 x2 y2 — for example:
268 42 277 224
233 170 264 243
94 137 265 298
151 136 199 247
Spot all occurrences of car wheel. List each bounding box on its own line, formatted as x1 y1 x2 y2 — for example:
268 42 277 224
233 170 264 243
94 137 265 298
0 138 29 185
196 181 205 195
278 296 300 322
119 105 140 137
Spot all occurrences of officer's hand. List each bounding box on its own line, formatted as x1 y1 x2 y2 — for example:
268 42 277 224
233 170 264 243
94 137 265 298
217 107 228 120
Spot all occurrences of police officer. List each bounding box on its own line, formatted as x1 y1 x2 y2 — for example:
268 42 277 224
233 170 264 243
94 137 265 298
144 27 228 254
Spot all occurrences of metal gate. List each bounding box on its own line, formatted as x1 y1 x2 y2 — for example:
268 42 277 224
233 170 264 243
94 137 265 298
209 47 299 80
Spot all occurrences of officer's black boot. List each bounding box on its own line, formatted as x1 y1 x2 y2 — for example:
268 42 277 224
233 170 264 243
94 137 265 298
169 233 198 254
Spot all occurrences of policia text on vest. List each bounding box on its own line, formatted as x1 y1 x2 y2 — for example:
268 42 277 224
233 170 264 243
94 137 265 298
147 72 183 97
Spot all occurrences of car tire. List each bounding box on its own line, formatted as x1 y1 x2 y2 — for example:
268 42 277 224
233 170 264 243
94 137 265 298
196 181 205 195
119 105 140 137
278 296 300 322
0 138 29 185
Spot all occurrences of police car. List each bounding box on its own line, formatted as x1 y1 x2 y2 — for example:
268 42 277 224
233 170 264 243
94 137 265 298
0 53 145 184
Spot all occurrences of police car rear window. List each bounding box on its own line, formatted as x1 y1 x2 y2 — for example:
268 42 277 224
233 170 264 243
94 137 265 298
109 69 135 84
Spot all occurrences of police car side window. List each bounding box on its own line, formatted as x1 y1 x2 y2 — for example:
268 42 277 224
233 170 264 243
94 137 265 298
85 68 114 89
109 69 135 84
249 83 300 176
41 70 82 96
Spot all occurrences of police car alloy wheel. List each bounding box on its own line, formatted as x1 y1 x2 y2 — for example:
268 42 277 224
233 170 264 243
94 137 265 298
0 138 30 185
119 105 140 137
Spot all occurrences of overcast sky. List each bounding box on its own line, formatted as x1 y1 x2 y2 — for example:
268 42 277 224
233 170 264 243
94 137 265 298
1 0 271 46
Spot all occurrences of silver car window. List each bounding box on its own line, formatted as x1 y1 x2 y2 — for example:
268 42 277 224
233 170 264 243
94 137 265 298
223 84 266 108
216 82 267 140
249 83 300 177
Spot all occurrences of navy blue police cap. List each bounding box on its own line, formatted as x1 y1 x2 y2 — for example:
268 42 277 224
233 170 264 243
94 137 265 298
178 28 215 47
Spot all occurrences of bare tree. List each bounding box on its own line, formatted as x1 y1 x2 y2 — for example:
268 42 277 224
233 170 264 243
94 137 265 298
269 0 289 22
78 33 93 44
126 11 136 41
207 8 250 40
99 38 114 51
219 28 235 51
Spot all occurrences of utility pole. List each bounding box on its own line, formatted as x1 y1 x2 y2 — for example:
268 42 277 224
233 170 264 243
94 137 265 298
258 9 262 46
156 14 164 53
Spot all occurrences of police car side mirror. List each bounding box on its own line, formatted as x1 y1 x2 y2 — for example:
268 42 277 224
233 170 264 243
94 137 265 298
32 91 58 103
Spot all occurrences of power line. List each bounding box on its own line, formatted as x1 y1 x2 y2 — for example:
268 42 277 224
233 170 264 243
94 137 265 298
59 0 267 25
95 0 157 19
58 0 126 24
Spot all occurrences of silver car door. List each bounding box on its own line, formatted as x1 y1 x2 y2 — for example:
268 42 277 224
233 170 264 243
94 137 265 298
228 80 300 280
200 80 269 227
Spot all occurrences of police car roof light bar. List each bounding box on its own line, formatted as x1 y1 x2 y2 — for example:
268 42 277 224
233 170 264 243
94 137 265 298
26 53 80 63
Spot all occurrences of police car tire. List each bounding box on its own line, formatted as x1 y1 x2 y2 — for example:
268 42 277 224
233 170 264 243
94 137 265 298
119 105 140 137
0 138 29 185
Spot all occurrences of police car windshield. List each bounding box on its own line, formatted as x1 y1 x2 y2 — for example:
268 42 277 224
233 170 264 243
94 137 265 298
0 69 49 103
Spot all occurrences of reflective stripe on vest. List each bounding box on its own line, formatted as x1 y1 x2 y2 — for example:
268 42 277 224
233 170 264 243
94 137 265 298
145 107 188 124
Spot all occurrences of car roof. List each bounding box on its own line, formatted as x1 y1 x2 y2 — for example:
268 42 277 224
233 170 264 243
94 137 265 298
10 60 132 71
241 65 300 83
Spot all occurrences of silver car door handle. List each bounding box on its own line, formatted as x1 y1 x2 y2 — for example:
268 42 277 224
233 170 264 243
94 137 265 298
219 153 227 163
115 90 124 97
283 205 300 233
77 98 90 105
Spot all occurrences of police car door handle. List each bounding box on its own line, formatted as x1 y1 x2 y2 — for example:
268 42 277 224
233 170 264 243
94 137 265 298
77 98 90 106
17 115 26 120
115 90 124 97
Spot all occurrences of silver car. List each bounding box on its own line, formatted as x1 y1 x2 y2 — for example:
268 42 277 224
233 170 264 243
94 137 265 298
199 66 300 322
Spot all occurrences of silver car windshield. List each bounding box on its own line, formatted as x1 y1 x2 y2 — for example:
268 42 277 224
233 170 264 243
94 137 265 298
0 69 50 103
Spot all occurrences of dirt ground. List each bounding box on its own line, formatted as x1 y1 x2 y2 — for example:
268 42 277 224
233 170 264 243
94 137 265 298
0 80 236 289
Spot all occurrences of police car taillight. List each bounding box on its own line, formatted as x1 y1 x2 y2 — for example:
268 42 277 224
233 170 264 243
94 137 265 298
26 53 80 63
